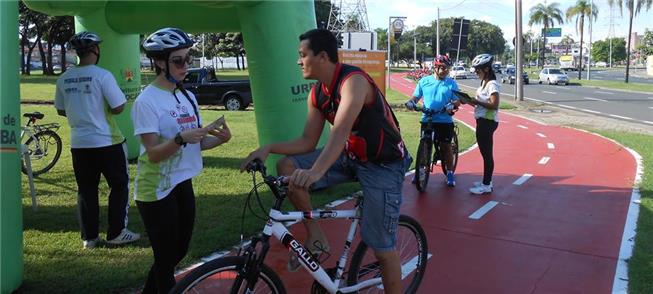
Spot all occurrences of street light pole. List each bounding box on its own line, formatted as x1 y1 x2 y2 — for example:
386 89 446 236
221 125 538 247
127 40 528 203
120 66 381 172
436 7 440 55
586 0 593 80
413 33 418 68
387 16 406 90
515 0 524 101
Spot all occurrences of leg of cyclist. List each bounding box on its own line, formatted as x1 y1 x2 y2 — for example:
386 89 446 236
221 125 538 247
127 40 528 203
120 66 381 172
356 154 411 294
277 149 355 270
436 123 456 186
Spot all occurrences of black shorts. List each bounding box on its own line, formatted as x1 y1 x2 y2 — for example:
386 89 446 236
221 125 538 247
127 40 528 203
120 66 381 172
420 122 454 144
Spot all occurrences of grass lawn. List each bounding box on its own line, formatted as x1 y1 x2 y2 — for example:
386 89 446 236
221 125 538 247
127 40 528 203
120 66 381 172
573 79 653 93
18 97 475 293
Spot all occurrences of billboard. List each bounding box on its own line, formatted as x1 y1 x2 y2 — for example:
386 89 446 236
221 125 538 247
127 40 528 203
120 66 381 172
544 28 562 37
338 50 387 96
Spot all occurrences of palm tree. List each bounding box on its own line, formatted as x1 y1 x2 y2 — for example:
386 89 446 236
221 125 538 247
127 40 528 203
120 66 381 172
529 3 565 68
567 0 599 79
608 0 652 83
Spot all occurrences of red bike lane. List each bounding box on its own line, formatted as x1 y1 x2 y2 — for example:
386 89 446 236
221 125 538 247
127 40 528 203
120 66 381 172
178 73 638 293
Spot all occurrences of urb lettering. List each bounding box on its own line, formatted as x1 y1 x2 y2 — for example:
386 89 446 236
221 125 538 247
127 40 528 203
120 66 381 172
289 239 319 271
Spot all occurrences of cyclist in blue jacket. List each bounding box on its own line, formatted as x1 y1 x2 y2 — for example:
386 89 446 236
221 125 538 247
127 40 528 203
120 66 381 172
406 55 460 187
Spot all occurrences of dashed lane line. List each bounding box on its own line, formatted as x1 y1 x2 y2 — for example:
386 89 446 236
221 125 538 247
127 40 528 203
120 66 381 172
538 157 551 165
513 174 533 185
547 143 555 149
584 97 608 102
609 114 633 120
536 133 546 138
469 201 499 220
595 91 614 95
518 125 528 129
542 91 557 95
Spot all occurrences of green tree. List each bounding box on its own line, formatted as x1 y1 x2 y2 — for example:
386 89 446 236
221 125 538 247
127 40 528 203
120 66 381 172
566 0 598 79
607 0 652 82
314 0 334 28
464 19 505 61
560 34 575 54
591 37 626 63
636 29 653 56
529 2 564 68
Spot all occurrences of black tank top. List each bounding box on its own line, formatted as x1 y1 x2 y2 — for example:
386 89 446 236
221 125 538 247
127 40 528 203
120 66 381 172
311 63 406 163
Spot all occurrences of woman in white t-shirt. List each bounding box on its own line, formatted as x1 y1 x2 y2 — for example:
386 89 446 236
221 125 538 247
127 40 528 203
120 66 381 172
132 28 231 294
468 54 500 195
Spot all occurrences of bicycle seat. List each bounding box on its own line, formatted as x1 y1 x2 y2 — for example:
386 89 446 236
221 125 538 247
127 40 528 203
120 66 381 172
23 112 44 120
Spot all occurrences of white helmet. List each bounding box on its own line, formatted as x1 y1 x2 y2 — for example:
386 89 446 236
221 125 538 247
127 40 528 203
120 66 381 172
471 54 493 68
142 27 194 58
68 32 102 50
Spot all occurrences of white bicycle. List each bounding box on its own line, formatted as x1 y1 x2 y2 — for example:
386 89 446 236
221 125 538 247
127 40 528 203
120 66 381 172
171 159 428 294
21 112 62 176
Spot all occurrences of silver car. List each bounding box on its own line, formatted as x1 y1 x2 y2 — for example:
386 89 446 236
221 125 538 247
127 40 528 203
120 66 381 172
538 68 569 85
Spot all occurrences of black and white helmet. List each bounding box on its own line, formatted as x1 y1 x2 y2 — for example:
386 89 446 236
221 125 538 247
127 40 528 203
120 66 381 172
69 32 102 50
471 54 493 68
142 27 194 58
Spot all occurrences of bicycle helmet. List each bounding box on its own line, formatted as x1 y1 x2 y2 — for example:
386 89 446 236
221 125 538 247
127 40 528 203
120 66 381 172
68 32 102 50
433 55 452 67
142 27 194 59
471 54 493 68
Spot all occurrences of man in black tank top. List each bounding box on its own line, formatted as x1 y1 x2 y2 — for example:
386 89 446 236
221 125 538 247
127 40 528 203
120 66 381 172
241 29 410 293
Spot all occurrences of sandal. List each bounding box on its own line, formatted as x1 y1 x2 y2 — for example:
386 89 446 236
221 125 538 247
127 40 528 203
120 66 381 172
287 239 330 272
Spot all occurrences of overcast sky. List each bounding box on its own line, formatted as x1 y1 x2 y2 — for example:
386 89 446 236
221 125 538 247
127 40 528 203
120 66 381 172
364 0 653 46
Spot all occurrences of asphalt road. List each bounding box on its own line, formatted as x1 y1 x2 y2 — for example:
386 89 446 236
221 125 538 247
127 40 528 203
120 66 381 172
455 76 653 127
585 67 652 84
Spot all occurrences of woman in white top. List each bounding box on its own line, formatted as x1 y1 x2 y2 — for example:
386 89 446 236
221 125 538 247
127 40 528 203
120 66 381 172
132 27 231 294
468 54 500 195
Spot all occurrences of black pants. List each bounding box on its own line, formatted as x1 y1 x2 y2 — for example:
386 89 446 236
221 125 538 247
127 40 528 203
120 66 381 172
475 118 498 185
71 142 129 241
137 179 196 294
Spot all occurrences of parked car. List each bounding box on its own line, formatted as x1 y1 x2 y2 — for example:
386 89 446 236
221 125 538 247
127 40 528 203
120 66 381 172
538 68 569 85
182 67 252 111
595 61 608 67
501 68 529 84
449 66 468 79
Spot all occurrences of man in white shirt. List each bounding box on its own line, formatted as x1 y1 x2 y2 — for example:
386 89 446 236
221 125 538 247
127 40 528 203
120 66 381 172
55 32 140 249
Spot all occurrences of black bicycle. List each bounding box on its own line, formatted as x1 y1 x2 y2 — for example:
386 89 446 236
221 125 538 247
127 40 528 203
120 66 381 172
20 112 62 176
406 104 459 192
171 159 428 294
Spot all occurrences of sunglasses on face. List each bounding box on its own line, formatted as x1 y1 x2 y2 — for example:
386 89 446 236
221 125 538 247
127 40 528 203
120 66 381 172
435 66 449 71
170 55 192 68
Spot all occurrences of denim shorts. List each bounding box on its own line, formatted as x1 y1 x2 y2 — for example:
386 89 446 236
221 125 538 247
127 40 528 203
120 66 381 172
288 149 412 252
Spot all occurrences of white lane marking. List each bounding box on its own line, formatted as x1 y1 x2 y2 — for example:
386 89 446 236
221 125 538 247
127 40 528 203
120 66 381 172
556 104 578 110
536 133 546 138
584 97 608 102
648 107 653 110
377 253 433 289
582 109 601 114
595 91 614 95
469 201 499 220
538 157 551 165
542 91 557 95
610 114 633 120
547 143 555 149
518 125 528 129
513 174 533 185
648 97 653 100
645 121 653 125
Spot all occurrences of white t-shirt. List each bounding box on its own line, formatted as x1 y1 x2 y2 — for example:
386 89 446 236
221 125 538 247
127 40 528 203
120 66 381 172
131 85 203 202
54 65 126 148
474 80 500 121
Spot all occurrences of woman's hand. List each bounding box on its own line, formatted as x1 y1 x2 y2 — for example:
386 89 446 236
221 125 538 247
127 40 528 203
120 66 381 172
181 127 208 144
208 121 231 144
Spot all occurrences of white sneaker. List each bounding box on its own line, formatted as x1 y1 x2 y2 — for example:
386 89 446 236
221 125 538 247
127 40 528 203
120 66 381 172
473 181 492 188
107 228 141 245
83 237 102 249
470 184 493 195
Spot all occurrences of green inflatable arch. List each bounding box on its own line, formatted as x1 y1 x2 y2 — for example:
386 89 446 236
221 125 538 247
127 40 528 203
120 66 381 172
1 1 320 292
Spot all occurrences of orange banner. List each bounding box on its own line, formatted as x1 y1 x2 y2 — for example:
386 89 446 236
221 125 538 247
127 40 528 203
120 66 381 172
338 50 387 97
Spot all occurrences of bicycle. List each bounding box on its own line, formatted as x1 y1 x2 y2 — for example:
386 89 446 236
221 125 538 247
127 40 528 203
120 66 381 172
406 103 459 192
21 112 62 176
171 158 429 294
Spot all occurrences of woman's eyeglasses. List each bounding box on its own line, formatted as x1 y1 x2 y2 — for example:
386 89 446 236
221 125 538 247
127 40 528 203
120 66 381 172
170 55 192 68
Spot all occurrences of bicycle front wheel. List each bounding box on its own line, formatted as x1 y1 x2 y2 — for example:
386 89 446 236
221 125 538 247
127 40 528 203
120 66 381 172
170 256 286 294
415 139 432 192
346 215 429 293
21 130 62 176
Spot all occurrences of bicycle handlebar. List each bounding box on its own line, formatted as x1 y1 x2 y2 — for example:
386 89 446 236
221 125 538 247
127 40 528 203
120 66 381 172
246 158 289 190
405 102 456 116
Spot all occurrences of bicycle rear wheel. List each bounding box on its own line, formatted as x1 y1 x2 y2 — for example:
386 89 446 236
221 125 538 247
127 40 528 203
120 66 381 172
415 139 432 192
439 130 459 175
170 256 286 294
21 130 62 176
346 215 429 293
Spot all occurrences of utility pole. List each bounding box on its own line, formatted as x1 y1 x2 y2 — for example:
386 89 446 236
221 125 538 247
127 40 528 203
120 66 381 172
586 0 593 80
413 33 418 68
515 0 524 101
608 5 615 67
436 7 440 55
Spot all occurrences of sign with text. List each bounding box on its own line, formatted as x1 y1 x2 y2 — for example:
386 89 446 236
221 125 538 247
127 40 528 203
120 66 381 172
544 28 562 37
338 50 387 96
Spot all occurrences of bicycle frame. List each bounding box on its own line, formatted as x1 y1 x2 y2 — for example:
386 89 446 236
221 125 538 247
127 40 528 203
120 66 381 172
243 199 381 294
